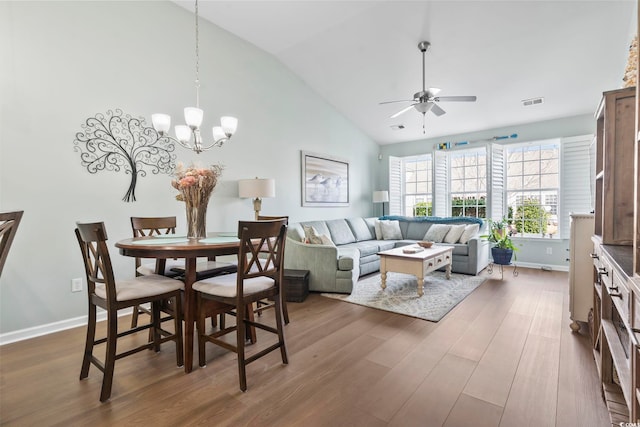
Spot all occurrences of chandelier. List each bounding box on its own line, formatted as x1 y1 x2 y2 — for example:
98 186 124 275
152 0 238 154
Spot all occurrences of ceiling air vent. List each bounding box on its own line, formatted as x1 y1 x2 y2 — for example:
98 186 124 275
390 124 405 131
522 97 544 107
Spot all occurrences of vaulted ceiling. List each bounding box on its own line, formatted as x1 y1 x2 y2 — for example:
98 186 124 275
174 1 636 144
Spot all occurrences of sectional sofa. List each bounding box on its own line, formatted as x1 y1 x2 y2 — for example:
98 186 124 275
284 216 489 293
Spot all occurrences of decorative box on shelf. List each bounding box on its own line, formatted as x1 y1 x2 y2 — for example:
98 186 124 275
283 269 309 302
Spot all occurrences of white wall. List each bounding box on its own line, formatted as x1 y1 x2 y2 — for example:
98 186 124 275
0 1 379 336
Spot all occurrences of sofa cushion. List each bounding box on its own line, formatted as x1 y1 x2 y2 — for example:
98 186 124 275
459 223 480 244
424 224 451 243
346 217 374 241
363 218 378 239
405 221 430 240
380 220 403 240
326 219 357 245
340 242 378 257
444 224 466 244
376 240 397 251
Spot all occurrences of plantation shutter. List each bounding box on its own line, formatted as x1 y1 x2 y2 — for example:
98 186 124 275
560 134 593 238
388 156 402 215
433 150 449 217
489 143 505 220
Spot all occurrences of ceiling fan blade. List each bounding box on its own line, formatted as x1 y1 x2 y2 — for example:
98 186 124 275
430 103 446 116
434 96 477 102
379 99 414 105
390 104 417 119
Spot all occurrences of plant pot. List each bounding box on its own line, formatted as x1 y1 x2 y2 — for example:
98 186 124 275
491 247 513 265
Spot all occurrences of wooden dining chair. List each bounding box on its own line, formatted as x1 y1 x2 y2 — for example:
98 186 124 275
254 215 289 324
75 222 183 402
0 210 23 278
193 219 288 391
130 216 237 328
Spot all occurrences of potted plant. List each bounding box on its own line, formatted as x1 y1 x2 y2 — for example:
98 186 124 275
482 218 518 265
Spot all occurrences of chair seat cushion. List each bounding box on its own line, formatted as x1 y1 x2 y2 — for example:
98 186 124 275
95 274 183 301
193 273 275 298
137 259 235 276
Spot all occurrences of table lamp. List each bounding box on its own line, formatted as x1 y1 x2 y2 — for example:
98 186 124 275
373 190 389 216
239 177 276 220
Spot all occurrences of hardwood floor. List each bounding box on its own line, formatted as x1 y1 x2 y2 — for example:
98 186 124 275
0 268 609 426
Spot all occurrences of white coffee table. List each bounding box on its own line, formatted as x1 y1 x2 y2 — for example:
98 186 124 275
378 244 453 297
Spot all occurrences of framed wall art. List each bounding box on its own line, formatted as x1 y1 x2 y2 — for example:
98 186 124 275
301 151 349 207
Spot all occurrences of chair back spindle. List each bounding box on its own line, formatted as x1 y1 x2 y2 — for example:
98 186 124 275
0 210 24 277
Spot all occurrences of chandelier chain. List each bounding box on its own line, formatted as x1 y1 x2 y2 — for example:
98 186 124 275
194 0 200 107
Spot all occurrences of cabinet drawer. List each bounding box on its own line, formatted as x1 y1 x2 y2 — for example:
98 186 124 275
591 244 602 270
598 256 613 289
608 269 630 323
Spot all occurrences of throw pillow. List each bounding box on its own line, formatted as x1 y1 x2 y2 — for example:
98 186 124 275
374 220 383 240
319 234 335 246
423 224 451 243
380 220 403 240
458 223 480 244
443 224 466 244
303 225 323 244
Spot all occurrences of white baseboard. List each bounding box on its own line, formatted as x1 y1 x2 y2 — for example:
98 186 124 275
0 307 138 346
488 261 569 272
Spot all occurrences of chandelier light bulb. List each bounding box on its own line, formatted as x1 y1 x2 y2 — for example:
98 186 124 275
175 125 191 143
221 116 238 136
212 126 226 142
184 107 204 129
152 114 171 134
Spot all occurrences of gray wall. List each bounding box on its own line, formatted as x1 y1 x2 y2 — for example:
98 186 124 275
378 114 596 270
0 1 379 336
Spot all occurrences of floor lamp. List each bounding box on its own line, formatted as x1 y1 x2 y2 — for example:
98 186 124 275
373 190 389 217
239 178 276 220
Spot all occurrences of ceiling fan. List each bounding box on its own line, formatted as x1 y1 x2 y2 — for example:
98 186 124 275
380 41 477 131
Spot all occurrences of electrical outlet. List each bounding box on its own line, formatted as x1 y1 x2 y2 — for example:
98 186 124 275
546 247 553 255
71 278 83 293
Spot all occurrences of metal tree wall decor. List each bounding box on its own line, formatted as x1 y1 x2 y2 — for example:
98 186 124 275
73 109 176 202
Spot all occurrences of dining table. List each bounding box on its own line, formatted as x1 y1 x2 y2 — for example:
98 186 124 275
115 232 241 373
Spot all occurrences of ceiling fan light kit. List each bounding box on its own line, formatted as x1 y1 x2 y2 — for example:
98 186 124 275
381 41 477 133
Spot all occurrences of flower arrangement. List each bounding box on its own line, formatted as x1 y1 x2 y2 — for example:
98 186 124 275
171 162 223 238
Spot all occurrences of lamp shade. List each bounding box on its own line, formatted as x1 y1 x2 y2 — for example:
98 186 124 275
373 190 389 203
239 178 276 198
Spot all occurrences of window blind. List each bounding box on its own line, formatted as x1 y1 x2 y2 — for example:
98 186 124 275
388 156 402 215
560 134 593 238
489 143 505 220
433 150 449 216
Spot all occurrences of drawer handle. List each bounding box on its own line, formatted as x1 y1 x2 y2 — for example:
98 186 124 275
590 253 599 260
609 286 619 292
428 262 433 267
611 293 623 299
598 267 609 277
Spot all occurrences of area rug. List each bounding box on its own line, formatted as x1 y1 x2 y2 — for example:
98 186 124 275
321 271 486 322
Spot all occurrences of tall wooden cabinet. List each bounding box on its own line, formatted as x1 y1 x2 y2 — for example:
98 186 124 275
594 86 636 245
569 213 594 331
591 86 637 424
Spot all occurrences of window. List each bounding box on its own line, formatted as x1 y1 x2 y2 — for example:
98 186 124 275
450 148 487 218
505 142 559 238
402 155 432 216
